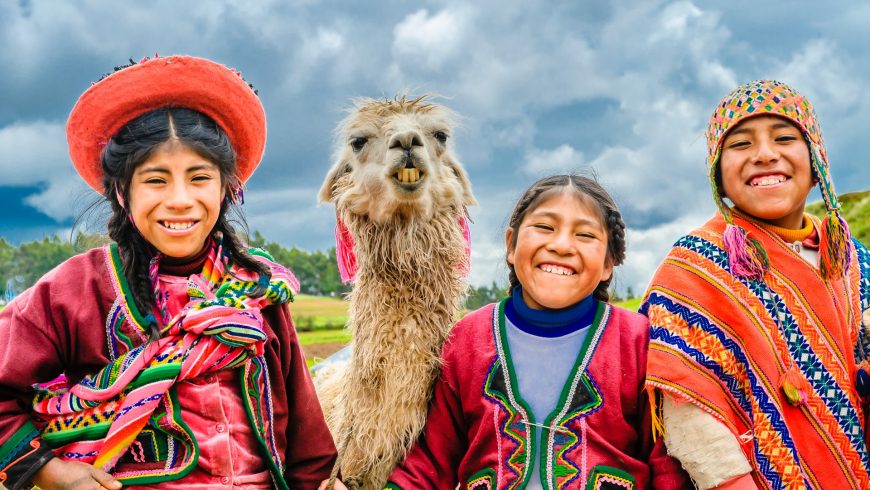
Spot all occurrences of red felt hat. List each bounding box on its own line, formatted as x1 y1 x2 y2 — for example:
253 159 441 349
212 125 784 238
67 55 266 192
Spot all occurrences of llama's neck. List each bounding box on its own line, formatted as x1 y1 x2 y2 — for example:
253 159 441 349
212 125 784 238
342 208 467 345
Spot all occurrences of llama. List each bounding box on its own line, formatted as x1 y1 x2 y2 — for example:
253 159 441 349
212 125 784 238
316 95 476 489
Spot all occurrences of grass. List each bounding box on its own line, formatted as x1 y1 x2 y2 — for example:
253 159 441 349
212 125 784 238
299 329 352 345
614 297 643 311
290 294 349 331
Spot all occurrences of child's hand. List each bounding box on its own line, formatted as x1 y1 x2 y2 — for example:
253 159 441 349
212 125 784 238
31 457 122 489
318 477 349 490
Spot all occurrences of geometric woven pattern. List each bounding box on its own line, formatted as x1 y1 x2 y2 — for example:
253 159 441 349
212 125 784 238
644 215 870 489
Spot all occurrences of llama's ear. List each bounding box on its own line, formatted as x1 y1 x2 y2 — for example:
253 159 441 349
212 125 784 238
444 156 477 207
319 160 351 204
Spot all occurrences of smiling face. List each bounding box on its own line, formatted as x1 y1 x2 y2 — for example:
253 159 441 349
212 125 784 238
128 142 225 259
506 189 613 310
719 115 814 229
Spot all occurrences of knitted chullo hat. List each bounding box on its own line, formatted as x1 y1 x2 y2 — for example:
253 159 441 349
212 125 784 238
706 79 851 280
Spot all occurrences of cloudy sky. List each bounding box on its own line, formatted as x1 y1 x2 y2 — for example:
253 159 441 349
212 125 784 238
2 0 869 293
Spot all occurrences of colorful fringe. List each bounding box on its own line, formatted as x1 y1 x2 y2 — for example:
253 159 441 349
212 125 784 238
32 240 297 472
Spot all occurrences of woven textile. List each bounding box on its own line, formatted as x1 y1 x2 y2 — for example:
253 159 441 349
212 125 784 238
644 213 870 489
31 241 297 473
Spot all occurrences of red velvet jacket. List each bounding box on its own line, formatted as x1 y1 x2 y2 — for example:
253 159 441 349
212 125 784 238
0 245 336 489
387 300 690 490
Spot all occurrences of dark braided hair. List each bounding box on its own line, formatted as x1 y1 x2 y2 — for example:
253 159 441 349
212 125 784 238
103 107 270 319
505 174 626 302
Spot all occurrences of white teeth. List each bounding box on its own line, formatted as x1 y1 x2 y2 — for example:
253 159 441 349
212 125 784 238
163 221 194 230
752 175 786 187
540 264 575 276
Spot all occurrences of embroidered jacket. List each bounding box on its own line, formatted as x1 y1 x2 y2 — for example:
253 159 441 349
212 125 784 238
0 245 336 489
386 300 690 490
644 213 870 489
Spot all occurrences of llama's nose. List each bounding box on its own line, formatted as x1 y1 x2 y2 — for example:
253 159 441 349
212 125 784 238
389 130 424 151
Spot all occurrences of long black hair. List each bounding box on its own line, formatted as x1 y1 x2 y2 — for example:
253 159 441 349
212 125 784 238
102 107 270 319
505 173 627 302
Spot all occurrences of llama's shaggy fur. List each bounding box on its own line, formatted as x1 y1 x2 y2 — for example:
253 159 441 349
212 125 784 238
316 95 476 489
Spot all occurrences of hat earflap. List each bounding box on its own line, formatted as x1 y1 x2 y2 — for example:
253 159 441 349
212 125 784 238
709 155 769 281
811 142 852 279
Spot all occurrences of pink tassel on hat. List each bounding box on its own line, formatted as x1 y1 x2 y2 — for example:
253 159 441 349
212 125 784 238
335 218 357 284
723 224 767 280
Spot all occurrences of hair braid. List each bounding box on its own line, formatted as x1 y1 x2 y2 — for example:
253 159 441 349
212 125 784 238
594 208 626 302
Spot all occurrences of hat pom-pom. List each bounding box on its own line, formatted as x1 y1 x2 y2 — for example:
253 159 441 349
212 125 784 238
723 224 768 280
335 218 357 284
819 210 852 279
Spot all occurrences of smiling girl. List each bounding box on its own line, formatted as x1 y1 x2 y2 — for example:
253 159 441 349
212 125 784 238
644 80 870 489
383 174 689 489
0 55 336 490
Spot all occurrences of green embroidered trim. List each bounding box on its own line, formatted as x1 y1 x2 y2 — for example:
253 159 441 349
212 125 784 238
240 361 289 490
0 422 40 469
467 467 496 489
492 299 537 488
383 483 403 489
585 465 635 490
108 243 151 331
494 300 609 489
542 303 609 489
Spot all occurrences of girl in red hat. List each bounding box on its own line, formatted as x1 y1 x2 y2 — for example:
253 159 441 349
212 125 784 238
0 55 336 490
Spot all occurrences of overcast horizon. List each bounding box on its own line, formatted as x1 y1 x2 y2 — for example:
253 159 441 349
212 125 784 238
2 0 869 293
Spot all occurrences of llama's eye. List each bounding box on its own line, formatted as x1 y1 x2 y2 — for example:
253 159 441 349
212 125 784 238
350 137 368 152
433 131 448 144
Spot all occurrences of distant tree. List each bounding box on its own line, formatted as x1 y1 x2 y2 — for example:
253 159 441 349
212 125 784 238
13 236 75 285
464 281 507 311
0 238 16 298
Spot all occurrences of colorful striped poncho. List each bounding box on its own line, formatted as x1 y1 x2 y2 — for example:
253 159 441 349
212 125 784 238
644 213 870 489
29 241 299 479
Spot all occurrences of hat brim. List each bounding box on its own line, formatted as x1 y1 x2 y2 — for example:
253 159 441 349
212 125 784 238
67 55 266 193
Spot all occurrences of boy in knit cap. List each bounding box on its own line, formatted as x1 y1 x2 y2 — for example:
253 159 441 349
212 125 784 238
643 80 870 489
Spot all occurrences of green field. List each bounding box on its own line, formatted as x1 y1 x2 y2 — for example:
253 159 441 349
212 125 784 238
290 294 350 331
299 329 352 345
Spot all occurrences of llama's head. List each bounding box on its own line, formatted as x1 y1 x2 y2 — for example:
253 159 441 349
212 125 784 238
319 95 476 223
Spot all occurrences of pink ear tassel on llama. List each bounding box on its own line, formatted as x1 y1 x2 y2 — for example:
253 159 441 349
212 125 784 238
723 223 767 280
459 215 472 278
335 218 358 284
